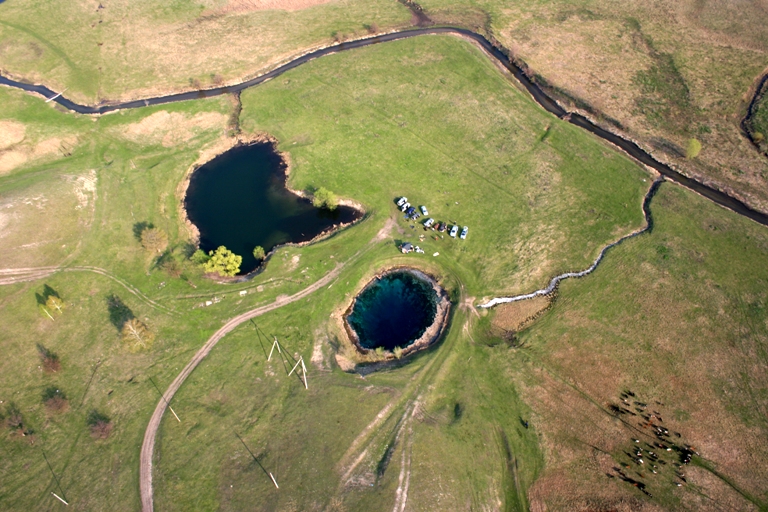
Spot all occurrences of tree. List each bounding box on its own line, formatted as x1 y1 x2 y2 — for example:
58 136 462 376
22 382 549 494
140 227 168 254
45 295 65 315
252 246 266 261
121 318 154 352
202 246 242 277
190 249 210 264
686 138 702 159
86 409 113 439
312 187 338 210
37 344 61 373
42 386 68 413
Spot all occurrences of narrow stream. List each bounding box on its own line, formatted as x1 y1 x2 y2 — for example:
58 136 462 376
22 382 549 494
479 179 662 308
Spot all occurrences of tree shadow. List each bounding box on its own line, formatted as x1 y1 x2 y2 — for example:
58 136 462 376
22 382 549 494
35 284 61 306
106 295 134 330
133 221 154 241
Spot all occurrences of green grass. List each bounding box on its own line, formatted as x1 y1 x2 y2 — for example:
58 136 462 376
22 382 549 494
0 0 412 103
0 22 766 512
240 35 650 296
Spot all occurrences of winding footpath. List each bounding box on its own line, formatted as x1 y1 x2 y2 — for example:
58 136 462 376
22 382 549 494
139 261 346 512
1 27 767 227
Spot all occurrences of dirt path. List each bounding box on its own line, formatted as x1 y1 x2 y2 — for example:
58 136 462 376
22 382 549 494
139 261 346 512
0 265 173 313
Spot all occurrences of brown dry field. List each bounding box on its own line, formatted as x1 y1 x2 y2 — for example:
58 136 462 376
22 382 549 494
499 184 768 511
423 0 768 215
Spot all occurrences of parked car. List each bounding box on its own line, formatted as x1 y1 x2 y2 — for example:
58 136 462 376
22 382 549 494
450 225 459 238
460 226 468 239
438 223 447 233
406 206 415 216
423 218 434 228
397 197 408 207
420 205 429 216
400 201 411 212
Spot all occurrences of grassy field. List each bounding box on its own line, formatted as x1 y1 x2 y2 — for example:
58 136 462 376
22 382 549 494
415 0 768 213
0 0 412 103
0 21 766 512
504 182 768 510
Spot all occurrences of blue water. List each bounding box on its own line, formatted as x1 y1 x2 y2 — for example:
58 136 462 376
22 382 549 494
347 271 438 351
184 143 360 274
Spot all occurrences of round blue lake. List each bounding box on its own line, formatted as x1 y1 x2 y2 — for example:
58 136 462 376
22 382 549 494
184 143 361 274
347 271 438 351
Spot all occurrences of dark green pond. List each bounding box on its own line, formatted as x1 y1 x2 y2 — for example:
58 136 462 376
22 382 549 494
347 271 438 351
184 143 360 274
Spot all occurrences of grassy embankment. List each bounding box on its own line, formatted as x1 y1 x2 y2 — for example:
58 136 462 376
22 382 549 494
751 90 768 155
416 0 768 212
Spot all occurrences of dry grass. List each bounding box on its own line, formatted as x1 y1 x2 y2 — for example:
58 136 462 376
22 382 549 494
513 184 768 510
491 295 551 332
421 0 768 213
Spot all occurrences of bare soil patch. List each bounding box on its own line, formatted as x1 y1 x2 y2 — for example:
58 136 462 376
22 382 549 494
205 0 337 14
0 120 25 150
491 295 550 332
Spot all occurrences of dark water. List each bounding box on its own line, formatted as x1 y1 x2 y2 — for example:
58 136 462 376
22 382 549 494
184 143 360 274
347 271 438 351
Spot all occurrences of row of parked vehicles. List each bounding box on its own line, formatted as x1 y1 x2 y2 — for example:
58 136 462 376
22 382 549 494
396 196 468 239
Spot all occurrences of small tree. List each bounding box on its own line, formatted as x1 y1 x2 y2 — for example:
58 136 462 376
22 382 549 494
37 344 61 373
754 132 765 143
45 295 65 315
393 346 404 359
686 138 702 159
140 227 169 254
202 246 242 277
312 187 338 210
190 249 210 264
5 402 24 431
252 246 266 261
42 386 68 413
121 318 155 352
86 409 112 439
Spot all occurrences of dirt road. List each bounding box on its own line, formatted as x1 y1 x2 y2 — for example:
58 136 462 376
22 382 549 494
139 261 345 512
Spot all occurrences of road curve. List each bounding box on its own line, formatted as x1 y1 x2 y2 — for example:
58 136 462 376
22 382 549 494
139 262 345 512
2 27 767 226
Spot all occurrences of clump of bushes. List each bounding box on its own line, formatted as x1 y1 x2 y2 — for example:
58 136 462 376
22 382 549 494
202 246 242 277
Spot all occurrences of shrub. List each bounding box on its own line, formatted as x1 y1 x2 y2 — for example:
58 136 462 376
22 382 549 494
202 246 242 277
686 138 702 159
140 227 169 254
86 409 112 439
252 246 266 261
37 344 61 373
121 318 155 352
42 386 68 412
312 187 338 210
190 249 210 264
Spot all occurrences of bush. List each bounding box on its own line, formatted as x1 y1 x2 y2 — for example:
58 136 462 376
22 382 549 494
121 318 154 352
202 246 242 277
42 386 68 412
140 227 169 254
686 138 702 159
190 249 210 264
37 344 61 373
312 187 338 210
252 246 266 261
86 409 112 439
